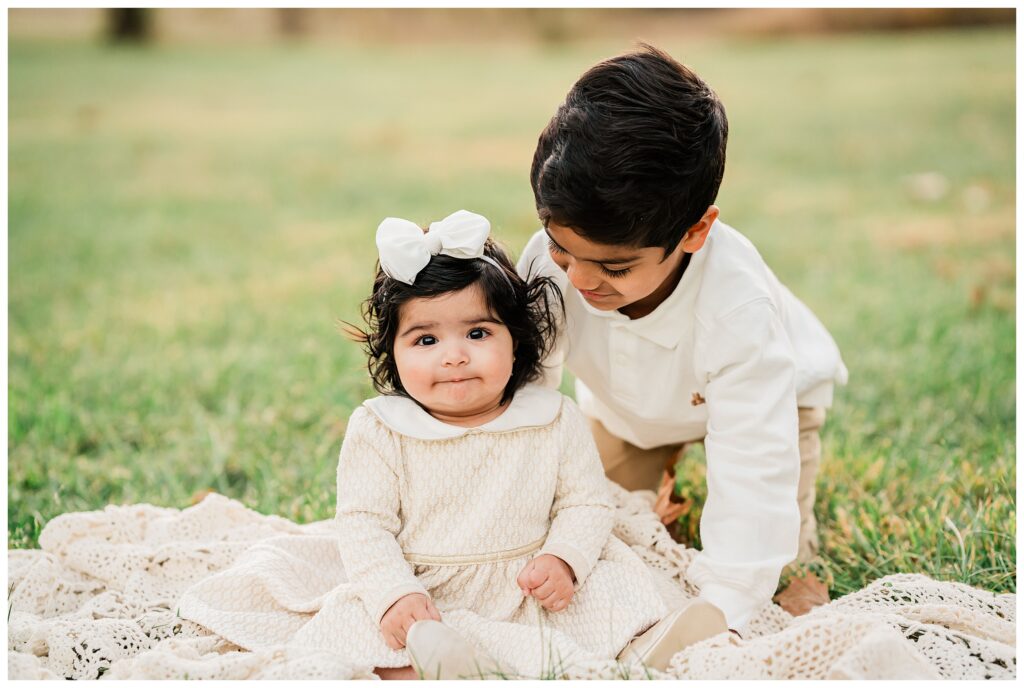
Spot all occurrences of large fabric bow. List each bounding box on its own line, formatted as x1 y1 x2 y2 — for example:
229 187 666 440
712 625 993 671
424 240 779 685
375 209 491 285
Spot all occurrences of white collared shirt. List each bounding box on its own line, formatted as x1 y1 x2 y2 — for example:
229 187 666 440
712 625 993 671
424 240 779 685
518 219 848 630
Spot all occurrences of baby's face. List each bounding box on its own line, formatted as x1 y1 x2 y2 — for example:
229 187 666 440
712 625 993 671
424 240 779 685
393 284 514 422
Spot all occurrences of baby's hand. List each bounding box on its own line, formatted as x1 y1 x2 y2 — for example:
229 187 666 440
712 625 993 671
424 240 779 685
516 554 575 612
379 592 441 650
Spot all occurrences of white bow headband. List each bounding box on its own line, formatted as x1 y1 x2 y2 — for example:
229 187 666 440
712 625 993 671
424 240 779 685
375 209 507 286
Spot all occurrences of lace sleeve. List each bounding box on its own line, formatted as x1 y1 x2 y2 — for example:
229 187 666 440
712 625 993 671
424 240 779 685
336 408 427 624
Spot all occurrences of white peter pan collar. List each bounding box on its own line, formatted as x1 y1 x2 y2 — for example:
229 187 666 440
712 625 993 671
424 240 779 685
363 383 564 440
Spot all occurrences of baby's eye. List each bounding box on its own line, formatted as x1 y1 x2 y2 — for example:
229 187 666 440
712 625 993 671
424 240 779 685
415 335 437 346
467 328 490 340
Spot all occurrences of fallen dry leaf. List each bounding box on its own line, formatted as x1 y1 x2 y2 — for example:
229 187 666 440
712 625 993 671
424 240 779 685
773 571 830 617
190 488 216 506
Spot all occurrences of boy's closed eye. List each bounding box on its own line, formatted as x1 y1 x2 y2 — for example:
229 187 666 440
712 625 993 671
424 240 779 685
547 239 567 256
547 238 634 278
598 265 632 278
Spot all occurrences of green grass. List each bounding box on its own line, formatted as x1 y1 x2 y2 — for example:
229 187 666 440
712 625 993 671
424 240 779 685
8 29 1015 598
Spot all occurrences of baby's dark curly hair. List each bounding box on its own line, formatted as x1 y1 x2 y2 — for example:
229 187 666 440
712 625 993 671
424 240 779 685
351 238 563 405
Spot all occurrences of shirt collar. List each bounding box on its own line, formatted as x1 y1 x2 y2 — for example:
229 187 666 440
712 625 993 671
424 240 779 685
575 226 712 349
363 384 564 440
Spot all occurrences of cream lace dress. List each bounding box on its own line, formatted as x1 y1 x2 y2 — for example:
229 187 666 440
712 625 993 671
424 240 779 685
177 384 666 677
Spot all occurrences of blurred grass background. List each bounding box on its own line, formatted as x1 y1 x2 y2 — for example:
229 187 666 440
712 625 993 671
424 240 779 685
8 10 1015 598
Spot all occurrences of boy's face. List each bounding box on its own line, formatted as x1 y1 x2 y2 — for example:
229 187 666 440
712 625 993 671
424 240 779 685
545 220 700 318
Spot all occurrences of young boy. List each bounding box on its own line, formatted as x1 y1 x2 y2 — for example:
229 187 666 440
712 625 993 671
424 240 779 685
517 45 847 634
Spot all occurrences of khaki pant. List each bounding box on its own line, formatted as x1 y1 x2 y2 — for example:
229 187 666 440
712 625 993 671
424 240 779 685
590 407 826 562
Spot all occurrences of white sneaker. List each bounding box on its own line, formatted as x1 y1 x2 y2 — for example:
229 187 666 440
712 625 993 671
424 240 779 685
616 599 728 672
406 620 499 680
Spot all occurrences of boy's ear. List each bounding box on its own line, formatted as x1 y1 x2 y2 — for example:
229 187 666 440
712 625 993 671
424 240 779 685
680 206 719 253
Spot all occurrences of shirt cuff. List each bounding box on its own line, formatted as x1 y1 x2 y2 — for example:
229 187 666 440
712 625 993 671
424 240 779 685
697 582 766 633
537 542 593 589
372 583 430 626
797 379 836 407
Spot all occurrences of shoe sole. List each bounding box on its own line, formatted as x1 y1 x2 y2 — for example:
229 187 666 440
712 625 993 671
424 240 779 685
620 600 728 672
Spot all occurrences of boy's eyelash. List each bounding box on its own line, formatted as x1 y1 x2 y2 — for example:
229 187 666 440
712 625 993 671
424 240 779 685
548 240 567 255
549 240 632 278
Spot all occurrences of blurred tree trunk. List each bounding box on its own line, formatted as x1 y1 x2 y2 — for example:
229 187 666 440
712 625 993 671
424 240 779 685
107 8 152 43
278 9 308 38
524 8 568 44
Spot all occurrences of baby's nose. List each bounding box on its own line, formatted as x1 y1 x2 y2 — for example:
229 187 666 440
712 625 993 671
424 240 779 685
441 345 469 366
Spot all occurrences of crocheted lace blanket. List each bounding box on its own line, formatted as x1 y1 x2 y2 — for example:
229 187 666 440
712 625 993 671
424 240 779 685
8 489 1015 680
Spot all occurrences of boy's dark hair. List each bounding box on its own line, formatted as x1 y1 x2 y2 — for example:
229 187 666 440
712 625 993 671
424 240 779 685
352 238 562 405
530 43 728 254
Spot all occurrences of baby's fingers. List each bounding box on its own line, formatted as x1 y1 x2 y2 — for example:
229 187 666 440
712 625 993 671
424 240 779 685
531 579 558 602
543 587 575 612
516 560 536 595
542 597 564 612
541 594 568 612
525 565 549 590
394 621 412 649
425 598 442 621
382 629 402 651
408 600 435 624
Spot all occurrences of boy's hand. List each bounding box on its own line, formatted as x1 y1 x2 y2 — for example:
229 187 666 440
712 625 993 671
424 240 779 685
516 554 575 612
379 593 441 650
655 470 691 525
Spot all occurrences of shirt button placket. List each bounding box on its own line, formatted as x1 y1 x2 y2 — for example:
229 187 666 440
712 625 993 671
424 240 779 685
610 326 635 402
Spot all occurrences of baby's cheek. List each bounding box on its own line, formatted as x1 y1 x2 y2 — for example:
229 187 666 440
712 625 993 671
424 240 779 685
502 355 516 381
396 354 433 394
480 348 513 383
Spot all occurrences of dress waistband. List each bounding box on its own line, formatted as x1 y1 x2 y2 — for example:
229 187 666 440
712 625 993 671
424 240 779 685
404 535 546 566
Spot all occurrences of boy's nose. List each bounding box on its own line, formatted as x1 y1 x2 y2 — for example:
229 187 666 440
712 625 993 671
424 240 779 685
566 262 602 292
